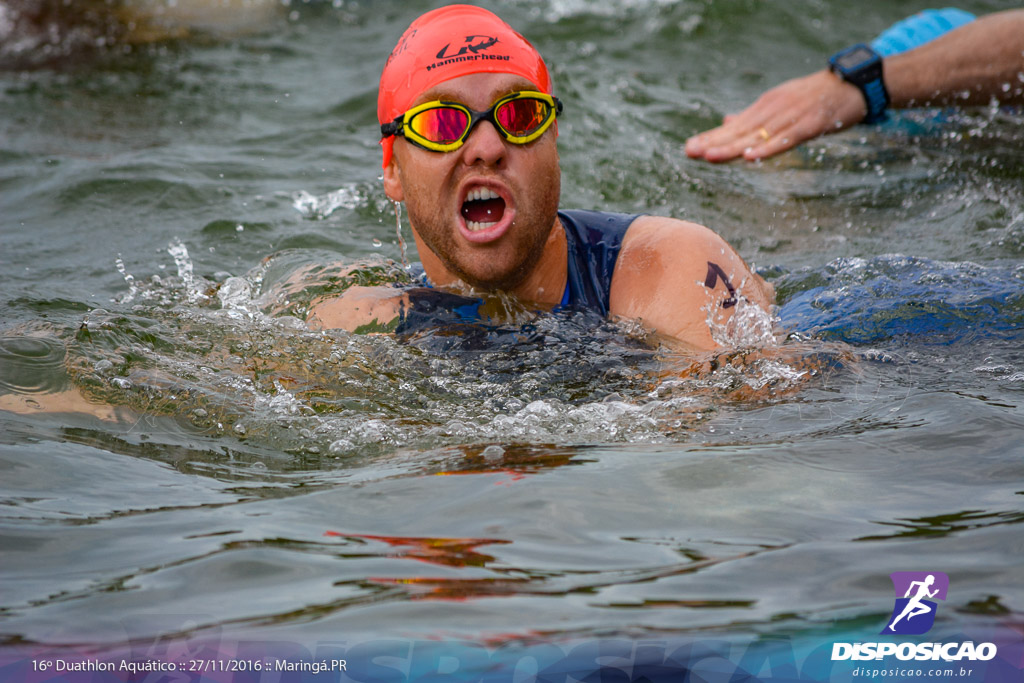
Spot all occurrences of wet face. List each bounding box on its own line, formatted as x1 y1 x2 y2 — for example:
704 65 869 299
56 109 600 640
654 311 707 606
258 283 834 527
382 72 561 292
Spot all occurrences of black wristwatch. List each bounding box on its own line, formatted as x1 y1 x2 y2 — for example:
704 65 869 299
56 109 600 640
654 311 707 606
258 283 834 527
828 43 890 124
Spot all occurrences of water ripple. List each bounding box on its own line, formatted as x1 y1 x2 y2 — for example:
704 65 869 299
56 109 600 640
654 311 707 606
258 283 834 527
0 336 68 395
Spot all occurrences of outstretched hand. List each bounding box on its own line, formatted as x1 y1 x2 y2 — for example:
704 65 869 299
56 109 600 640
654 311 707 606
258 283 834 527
684 69 867 162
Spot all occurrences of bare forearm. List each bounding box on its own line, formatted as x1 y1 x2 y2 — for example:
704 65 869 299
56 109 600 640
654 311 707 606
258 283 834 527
685 9 1024 163
885 9 1024 108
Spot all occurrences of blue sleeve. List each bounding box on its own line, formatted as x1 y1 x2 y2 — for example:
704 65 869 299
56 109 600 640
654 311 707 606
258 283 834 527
871 7 976 57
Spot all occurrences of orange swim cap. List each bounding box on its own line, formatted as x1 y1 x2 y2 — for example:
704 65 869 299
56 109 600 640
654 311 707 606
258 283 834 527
377 5 552 168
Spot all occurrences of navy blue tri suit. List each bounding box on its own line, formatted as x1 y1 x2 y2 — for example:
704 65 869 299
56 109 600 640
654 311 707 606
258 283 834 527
396 210 641 333
559 209 640 316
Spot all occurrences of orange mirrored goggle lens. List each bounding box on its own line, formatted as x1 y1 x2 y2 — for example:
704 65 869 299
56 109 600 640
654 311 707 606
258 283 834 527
406 95 557 146
496 98 548 137
408 107 469 144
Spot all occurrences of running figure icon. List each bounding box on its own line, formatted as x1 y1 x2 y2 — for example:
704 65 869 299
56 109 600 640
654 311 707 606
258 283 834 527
887 574 939 632
883 571 949 635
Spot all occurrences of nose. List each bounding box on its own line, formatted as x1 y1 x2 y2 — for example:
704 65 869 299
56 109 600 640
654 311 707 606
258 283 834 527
459 119 507 168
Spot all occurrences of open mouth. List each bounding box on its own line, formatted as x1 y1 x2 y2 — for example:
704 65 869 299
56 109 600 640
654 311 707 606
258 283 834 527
461 187 507 232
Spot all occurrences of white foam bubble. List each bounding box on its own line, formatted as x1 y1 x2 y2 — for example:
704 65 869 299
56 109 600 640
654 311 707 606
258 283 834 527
291 184 366 219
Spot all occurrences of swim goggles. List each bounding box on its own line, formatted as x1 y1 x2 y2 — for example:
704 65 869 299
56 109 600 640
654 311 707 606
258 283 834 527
380 91 562 153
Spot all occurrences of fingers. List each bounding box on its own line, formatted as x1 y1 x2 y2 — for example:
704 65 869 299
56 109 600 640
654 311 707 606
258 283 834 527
686 70 857 163
685 94 798 162
685 118 799 163
685 127 770 162
684 124 754 161
740 125 806 161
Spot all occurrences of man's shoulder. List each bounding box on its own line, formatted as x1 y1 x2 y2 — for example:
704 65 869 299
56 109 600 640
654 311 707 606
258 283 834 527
608 215 773 349
613 215 737 306
558 210 718 250
558 209 644 243
559 208 644 222
620 215 725 255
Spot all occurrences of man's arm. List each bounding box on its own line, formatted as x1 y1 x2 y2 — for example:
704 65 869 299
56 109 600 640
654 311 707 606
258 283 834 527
307 286 409 333
685 9 1024 163
886 10 1024 109
608 217 774 351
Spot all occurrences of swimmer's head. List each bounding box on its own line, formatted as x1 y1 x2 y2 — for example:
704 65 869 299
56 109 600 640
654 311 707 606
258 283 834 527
377 5 553 168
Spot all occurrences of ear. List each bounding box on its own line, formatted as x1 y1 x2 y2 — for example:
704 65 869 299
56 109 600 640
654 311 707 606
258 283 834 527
382 157 405 202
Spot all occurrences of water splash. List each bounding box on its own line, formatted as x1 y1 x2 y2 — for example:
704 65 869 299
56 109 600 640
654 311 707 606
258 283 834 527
61 271 828 463
167 239 205 304
114 255 138 304
705 276 780 350
708 295 778 350
63 251 963 463
217 276 255 316
291 184 367 220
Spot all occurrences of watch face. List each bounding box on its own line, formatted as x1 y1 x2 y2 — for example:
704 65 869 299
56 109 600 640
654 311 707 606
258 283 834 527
837 45 876 70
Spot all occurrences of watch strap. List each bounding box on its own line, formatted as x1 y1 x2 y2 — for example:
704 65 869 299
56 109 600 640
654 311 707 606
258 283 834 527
860 76 890 124
829 44 890 124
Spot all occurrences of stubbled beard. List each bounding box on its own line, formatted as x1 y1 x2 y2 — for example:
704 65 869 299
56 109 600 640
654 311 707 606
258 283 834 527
447 217 555 292
404 173 561 293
